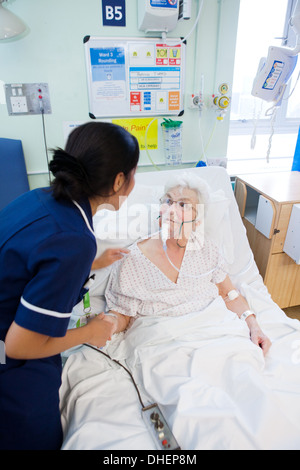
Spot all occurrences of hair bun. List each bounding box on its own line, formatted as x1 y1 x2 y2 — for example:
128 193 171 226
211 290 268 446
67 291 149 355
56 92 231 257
49 148 88 181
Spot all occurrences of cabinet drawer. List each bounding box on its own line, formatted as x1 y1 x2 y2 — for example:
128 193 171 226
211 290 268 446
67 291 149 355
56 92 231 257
255 195 275 239
235 179 247 217
265 253 299 308
290 268 300 306
272 204 293 253
235 180 275 238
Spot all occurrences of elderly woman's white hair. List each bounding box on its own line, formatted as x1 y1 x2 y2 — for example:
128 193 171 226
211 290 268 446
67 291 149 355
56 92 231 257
164 172 210 209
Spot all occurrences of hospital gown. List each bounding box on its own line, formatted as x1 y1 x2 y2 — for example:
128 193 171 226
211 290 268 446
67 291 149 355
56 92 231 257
105 233 227 318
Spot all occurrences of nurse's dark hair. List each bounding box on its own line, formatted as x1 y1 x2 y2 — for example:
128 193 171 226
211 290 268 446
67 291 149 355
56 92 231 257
49 122 139 201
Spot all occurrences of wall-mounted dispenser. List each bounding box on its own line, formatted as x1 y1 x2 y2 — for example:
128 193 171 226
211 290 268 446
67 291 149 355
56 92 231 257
138 0 180 33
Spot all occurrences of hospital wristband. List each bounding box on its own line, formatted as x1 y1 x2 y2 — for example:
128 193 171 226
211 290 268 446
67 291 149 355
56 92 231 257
240 310 256 321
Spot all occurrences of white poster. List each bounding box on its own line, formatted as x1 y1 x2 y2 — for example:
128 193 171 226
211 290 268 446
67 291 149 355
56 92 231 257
84 36 186 118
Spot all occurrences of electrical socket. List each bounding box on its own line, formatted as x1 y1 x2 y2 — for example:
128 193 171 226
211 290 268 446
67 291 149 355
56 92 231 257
10 96 28 113
207 158 227 168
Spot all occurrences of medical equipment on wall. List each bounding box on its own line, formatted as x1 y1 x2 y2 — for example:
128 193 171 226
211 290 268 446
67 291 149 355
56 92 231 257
138 0 204 48
4 82 52 183
212 83 231 121
250 0 300 163
138 0 180 33
178 0 192 20
138 0 193 33
161 118 183 165
143 117 183 169
190 73 205 112
190 81 229 167
5 83 52 116
252 0 300 106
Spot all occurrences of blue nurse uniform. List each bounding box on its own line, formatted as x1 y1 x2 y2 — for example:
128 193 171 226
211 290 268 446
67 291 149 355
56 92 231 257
0 188 97 450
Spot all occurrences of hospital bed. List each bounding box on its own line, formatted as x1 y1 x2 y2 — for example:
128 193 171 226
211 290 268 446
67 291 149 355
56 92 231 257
60 166 300 451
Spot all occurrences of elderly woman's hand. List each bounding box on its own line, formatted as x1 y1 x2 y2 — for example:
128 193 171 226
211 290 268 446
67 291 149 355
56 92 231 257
246 316 272 355
102 311 131 335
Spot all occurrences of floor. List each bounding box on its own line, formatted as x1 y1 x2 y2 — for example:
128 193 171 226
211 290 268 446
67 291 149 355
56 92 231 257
283 306 300 321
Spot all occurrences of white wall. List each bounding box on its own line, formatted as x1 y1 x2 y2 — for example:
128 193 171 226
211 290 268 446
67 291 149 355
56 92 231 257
0 0 240 189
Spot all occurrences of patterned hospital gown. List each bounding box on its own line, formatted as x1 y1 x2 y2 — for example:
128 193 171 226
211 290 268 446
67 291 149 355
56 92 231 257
105 233 227 319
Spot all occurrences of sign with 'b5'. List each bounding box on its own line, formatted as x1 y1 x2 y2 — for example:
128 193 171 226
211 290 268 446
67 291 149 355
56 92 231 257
102 0 126 26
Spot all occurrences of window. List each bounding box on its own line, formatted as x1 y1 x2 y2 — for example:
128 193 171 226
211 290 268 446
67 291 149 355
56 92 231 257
227 0 300 174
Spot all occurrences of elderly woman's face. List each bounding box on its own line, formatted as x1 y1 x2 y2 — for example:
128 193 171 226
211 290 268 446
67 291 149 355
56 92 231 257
159 186 199 239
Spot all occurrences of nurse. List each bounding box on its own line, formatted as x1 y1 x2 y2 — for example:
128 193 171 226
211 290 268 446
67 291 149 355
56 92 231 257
0 122 139 450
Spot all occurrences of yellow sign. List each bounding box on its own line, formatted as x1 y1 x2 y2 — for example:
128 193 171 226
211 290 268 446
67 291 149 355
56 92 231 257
112 118 158 150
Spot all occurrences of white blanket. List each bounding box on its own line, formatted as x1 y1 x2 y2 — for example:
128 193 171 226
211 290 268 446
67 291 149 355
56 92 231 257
60 290 300 451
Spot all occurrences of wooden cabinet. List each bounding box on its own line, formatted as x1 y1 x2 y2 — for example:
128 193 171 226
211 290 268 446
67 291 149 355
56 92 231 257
235 172 300 308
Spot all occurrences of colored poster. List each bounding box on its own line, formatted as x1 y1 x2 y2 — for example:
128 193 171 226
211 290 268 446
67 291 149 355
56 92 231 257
156 44 181 66
130 92 142 112
168 91 180 111
112 118 158 150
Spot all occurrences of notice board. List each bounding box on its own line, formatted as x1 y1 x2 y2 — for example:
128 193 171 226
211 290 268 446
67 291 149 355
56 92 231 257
84 36 186 118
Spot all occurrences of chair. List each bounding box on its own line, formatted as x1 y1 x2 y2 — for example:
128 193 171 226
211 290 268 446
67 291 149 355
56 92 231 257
0 138 30 211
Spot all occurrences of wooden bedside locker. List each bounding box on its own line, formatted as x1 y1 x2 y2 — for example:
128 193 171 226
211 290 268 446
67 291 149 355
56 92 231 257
234 172 300 308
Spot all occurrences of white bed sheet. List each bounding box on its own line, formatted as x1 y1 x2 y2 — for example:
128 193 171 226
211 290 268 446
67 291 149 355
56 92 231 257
60 167 300 450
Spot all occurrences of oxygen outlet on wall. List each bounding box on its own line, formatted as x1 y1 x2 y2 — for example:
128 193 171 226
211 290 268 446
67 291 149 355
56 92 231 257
189 74 205 112
212 83 231 121
189 91 204 111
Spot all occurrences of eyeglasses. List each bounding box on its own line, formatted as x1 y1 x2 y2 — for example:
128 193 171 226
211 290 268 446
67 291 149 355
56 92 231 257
159 197 196 212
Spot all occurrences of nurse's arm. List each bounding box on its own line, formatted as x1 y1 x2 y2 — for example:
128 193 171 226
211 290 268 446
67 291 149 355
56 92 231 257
5 314 114 360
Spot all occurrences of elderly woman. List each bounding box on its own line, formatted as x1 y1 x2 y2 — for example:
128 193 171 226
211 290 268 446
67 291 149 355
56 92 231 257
102 174 271 355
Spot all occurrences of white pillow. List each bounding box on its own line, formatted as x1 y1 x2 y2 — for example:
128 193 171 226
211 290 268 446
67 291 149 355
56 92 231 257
205 189 231 237
204 189 233 264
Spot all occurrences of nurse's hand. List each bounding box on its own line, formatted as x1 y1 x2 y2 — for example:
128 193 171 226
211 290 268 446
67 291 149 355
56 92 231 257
6 315 115 360
85 313 115 348
91 248 130 270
